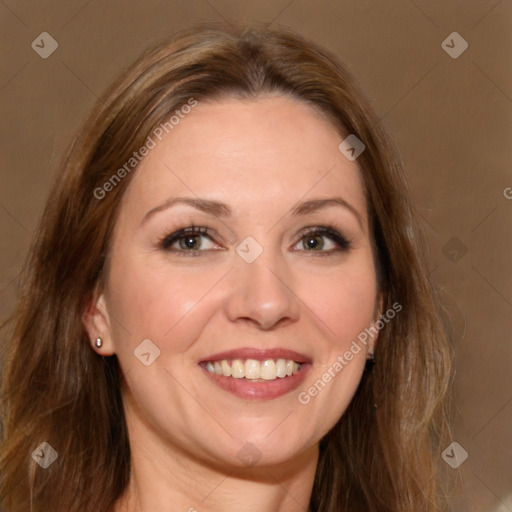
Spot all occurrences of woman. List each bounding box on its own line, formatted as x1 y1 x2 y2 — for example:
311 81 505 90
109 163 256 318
0 22 452 512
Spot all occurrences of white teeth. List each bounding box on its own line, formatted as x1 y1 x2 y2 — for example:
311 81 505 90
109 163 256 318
204 358 303 380
261 359 277 380
276 358 287 378
245 359 261 379
221 360 231 377
231 359 245 379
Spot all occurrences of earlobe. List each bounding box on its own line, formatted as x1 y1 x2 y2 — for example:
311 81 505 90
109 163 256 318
82 292 115 355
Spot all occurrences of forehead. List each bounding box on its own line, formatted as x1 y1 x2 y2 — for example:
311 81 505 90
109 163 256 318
121 95 367 223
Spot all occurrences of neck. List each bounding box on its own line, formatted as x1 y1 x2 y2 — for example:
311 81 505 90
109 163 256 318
114 423 318 512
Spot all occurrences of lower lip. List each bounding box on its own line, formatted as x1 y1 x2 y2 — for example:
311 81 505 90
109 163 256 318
201 364 312 400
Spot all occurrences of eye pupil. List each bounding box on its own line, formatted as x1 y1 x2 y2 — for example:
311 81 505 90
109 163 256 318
180 235 199 249
304 235 323 250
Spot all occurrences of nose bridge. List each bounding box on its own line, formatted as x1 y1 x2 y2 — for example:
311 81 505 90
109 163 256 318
225 240 300 329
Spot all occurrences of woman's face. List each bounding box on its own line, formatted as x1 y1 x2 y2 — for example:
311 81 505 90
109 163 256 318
92 95 380 469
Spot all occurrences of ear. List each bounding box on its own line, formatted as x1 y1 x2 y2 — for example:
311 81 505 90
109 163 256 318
83 291 116 356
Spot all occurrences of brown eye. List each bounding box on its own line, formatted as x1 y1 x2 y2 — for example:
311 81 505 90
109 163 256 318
161 227 218 252
293 227 351 254
179 234 202 250
303 234 325 250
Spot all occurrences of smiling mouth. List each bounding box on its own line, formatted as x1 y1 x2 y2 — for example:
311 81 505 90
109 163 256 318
202 358 302 381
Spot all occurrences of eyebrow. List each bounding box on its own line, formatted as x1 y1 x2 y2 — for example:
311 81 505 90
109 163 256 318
142 196 363 229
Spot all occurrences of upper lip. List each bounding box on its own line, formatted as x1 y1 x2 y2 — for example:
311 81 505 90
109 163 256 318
200 347 312 364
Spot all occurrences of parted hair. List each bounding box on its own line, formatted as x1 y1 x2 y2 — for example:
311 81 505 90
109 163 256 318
0 22 452 512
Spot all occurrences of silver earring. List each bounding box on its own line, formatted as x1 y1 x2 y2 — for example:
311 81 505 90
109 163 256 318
95 337 103 348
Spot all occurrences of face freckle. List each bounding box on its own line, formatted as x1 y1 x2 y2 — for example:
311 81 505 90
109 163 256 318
102 94 380 469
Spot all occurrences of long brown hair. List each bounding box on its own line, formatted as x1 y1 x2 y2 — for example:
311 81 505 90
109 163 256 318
0 22 452 512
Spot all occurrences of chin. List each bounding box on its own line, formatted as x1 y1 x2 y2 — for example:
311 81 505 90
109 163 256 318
206 428 313 470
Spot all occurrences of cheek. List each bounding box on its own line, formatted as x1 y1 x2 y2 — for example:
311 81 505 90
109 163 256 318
106 253 227 352
296 259 378 346
293 260 377 434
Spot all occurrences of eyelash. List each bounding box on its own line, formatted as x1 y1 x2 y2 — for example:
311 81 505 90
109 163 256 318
159 225 352 256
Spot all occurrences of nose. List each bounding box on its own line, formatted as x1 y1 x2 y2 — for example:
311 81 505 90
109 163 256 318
224 249 300 331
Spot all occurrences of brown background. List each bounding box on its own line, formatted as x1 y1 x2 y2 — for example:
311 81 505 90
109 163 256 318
1 1 511 510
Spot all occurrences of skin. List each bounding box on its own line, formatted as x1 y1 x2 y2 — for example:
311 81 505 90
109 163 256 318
84 95 382 512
